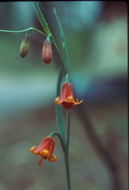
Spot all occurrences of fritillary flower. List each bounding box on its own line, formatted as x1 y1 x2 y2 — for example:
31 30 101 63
30 136 56 165
55 82 83 110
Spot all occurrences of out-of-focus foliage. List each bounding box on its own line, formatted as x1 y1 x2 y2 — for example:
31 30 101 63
0 2 128 190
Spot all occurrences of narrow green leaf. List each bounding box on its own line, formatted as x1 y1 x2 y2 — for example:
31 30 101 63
33 2 51 35
53 8 69 74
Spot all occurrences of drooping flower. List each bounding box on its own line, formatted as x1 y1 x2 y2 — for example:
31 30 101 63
55 82 83 110
30 136 56 165
42 37 52 64
19 36 30 58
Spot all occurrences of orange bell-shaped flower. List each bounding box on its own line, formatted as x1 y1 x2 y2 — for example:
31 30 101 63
55 82 83 110
30 136 56 165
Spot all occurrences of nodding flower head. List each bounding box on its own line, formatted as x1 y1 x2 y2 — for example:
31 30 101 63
42 37 52 64
30 136 56 165
55 82 83 110
19 36 30 58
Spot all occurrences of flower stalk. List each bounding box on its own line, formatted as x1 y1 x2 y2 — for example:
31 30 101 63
53 7 72 189
0 27 45 36
33 4 72 190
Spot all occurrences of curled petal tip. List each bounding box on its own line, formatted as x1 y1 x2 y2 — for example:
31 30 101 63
55 97 62 105
75 99 83 105
48 154 56 162
30 146 37 153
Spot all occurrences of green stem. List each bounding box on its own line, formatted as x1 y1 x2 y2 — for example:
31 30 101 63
0 27 46 36
56 66 64 96
33 3 71 190
64 110 71 190
65 73 70 82
54 20 71 188
51 35 64 64
66 110 70 152
53 8 70 74
30 27 46 36
49 131 71 190
49 131 65 152
65 110 71 189
64 151 71 190
56 66 71 189
56 66 66 144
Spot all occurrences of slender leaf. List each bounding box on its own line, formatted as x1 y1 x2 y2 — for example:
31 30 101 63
33 2 51 35
53 8 69 74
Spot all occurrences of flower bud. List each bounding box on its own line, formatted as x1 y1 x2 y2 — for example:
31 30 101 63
19 36 30 58
42 38 52 64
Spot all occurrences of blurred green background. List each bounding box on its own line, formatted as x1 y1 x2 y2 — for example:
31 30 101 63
0 2 128 190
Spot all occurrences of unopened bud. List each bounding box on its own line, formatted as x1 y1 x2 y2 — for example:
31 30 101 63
19 36 30 58
42 38 52 64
